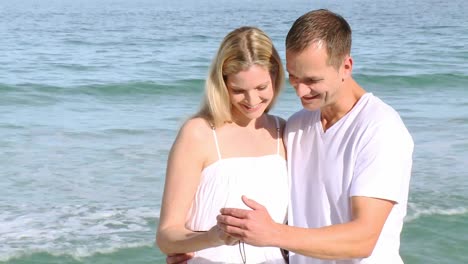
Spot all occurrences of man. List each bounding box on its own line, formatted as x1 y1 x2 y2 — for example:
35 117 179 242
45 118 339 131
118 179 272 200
166 9 413 264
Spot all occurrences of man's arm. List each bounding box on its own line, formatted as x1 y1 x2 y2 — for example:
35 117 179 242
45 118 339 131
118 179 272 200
218 195 394 259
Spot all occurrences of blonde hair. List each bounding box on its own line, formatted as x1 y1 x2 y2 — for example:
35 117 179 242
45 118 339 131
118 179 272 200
286 9 352 69
196 26 284 127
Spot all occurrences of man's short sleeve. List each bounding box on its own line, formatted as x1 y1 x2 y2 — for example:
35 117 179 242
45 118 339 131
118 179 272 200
350 119 414 203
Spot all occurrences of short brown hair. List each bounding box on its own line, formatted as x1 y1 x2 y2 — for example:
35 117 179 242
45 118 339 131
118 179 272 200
286 9 352 69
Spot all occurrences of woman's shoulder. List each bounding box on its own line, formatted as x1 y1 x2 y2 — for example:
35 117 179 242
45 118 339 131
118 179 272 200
183 117 212 130
177 117 213 143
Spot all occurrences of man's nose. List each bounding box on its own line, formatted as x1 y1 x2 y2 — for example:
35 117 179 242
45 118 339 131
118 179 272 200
294 82 310 97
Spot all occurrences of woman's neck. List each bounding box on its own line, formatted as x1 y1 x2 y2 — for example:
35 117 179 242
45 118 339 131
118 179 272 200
230 112 268 130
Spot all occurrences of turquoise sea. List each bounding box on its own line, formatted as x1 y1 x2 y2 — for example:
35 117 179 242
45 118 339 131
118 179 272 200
1 0 467 263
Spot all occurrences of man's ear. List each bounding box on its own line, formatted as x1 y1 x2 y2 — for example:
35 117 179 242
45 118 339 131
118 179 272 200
341 55 353 80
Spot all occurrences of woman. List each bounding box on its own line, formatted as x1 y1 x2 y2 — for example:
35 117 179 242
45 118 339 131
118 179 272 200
156 26 288 264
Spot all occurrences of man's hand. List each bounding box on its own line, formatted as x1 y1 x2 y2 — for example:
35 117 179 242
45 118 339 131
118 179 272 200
217 195 279 247
166 253 193 264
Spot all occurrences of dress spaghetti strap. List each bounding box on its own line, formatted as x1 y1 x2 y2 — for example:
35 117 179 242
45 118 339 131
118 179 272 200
210 124 222 160
274 116 280 155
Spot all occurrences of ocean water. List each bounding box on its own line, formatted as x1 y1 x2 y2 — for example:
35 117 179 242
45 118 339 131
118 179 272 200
1 0 467 263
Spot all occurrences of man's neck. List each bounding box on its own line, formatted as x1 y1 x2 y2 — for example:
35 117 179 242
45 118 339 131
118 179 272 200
320 79 366 132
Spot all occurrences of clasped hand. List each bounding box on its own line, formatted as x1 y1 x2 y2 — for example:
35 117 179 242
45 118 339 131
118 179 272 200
216 195 277 247
165 196 276 264
207 224 239 246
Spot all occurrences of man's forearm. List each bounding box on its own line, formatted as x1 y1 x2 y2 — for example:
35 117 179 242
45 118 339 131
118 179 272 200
273 221 378 260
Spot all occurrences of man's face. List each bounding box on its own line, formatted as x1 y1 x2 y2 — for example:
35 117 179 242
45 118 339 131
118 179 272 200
286 44 343 111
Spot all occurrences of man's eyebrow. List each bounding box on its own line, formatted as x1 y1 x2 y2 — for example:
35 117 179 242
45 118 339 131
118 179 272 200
288 74 323 81
305 77 323 81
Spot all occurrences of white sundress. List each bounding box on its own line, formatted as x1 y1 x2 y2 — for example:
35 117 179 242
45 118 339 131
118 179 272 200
185 117 289 264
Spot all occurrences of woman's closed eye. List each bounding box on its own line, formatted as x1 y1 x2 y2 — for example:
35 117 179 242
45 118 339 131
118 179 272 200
231 89 245 94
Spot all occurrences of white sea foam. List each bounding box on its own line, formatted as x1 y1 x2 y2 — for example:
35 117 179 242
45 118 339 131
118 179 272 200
0 241 151 262
405 204 468 222
0 204 159 261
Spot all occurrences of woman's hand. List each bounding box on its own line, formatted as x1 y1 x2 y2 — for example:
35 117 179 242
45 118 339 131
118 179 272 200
164 227 239 264
207 225 239 246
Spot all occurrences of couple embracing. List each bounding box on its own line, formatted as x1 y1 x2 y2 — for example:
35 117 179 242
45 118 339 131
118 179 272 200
157 9 413 264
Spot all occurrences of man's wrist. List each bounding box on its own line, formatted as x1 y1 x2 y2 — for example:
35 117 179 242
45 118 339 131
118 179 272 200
271 222 287 248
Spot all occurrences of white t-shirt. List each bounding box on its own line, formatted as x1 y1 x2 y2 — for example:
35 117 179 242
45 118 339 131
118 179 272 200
285 93 414 264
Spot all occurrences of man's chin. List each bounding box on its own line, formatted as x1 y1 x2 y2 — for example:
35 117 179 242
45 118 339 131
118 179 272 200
301 102 320 111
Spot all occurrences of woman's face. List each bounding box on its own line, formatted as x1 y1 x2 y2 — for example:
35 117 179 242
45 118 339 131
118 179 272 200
225 65 275 122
